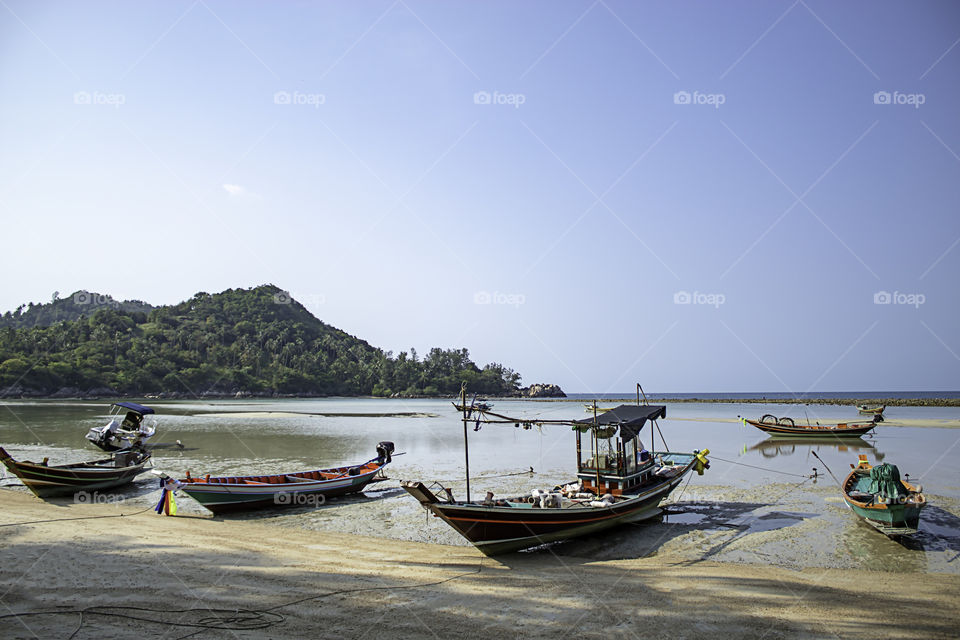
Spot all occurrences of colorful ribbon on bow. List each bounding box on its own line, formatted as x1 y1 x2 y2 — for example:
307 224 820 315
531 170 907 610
155 476 182 516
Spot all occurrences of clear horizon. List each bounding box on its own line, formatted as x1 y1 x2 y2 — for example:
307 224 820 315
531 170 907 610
1 2 958 394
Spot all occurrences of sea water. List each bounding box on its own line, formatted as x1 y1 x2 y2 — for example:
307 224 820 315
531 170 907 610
1 398 958 572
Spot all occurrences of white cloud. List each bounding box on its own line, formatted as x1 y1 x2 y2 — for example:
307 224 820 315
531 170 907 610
222 184 247 196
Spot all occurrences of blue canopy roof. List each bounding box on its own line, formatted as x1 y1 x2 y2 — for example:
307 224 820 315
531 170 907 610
112 402 155 415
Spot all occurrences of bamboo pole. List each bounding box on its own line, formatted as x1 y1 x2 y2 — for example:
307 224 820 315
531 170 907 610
461 383 471 503
593 400 601 493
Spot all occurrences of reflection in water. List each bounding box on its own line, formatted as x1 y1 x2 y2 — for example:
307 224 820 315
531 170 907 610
840 518 927 573
748 436 886 463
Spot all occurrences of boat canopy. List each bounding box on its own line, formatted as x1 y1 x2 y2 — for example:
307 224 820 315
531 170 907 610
573 405 666 440
112 402 155 415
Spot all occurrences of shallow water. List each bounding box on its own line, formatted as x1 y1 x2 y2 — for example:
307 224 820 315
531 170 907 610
1 398 958 572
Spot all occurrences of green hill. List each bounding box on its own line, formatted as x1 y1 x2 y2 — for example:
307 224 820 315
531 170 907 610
0 291 154 329
0 285 521 397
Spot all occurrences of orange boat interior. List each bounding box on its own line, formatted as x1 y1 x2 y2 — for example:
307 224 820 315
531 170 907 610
181 462 380 485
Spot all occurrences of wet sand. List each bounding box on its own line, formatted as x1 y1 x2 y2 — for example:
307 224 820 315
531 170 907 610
1 490 958 639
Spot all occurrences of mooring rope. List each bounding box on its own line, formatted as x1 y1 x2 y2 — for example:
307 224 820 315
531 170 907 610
709 454 815 479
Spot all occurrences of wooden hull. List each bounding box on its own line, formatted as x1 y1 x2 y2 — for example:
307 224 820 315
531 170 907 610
176 461 386 514
0 447 151 498
842 465 925 536
745 419 876 438
403 455 697 555
857 405 885 415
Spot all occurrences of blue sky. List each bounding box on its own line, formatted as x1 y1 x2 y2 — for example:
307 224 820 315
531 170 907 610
1 1 958 393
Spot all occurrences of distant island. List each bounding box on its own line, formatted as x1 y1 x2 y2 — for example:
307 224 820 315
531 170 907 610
0 285 566 400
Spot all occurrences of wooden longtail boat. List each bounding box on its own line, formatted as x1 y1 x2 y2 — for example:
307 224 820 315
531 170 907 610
403 389 709 555
0 447 151 498
857 404 886 416
743 414 879 438
167 442 394 514
452 398 492 412
842 454 926 536
582 404 615 413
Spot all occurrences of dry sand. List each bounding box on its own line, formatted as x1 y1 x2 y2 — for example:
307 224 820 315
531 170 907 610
1 490 958 640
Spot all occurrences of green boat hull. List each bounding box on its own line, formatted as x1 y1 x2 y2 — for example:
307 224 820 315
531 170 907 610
842 466 925 535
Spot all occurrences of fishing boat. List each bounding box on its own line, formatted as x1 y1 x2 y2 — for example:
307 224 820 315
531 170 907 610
841 454 926 536
742 414 879 438
0 447 151 498
857 404 886 416
163 442 395 514
403 388 709 555
582 404 615 413
453 397 492 413
86 402 158 451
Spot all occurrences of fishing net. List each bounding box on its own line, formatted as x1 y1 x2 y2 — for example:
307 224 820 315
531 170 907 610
868 463 908 500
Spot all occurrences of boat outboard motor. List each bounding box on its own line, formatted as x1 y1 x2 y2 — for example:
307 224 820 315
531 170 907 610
376 441 395 464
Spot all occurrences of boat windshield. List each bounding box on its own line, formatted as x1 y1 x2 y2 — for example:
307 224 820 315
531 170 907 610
577 432 647 476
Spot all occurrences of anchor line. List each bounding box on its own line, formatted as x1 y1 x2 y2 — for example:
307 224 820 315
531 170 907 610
709 454 816 479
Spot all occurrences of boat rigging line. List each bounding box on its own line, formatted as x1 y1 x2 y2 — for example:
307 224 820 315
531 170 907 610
708 454 818 479
0 504 157 528
811 451 842 486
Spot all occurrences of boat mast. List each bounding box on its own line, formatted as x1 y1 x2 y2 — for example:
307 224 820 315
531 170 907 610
460 382 471 503
639 383 669 452
592 399 601 493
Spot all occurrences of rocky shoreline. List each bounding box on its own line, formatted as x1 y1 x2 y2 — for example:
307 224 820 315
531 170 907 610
1 382 568 401
3 383 956 407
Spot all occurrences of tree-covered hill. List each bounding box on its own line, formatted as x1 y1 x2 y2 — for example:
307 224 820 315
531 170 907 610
0 291 154 329
0 285 522 397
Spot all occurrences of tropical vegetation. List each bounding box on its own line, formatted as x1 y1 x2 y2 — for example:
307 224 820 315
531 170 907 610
0 285 522 397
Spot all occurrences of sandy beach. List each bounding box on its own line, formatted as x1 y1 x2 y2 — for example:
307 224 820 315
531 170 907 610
1 490 957 639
